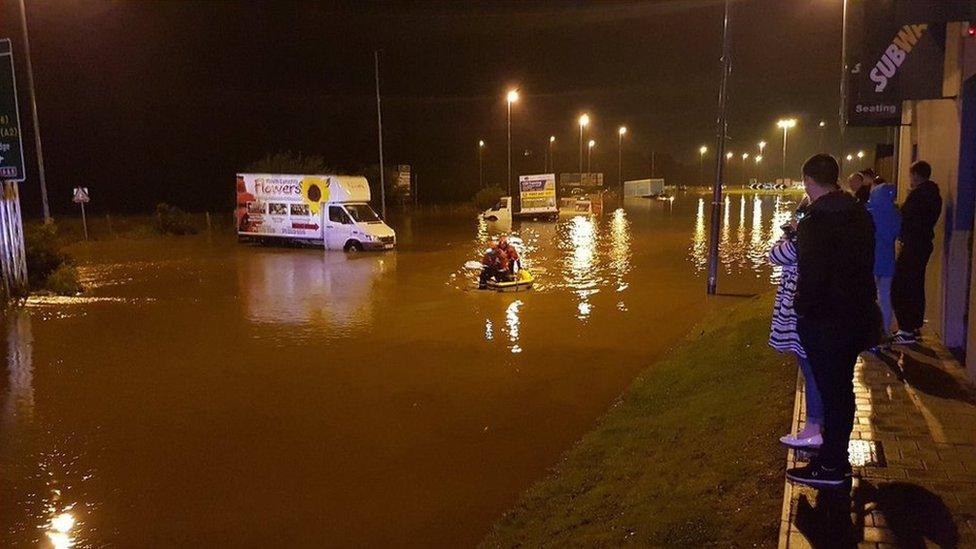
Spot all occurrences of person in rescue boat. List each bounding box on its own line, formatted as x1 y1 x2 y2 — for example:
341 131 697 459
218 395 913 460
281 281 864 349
479 241 510 289
497 235 520 276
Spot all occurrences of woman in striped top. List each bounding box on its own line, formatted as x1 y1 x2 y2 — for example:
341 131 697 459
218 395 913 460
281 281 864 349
769 200 823 449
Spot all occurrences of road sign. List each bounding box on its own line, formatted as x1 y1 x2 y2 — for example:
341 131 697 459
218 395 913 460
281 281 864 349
73 187 89 203
0 39 26 182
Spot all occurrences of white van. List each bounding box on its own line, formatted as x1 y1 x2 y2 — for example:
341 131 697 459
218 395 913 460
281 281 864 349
236 173 396 251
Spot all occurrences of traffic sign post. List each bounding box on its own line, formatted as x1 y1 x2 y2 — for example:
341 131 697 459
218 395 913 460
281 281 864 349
0 39 26 183
73 187 89 240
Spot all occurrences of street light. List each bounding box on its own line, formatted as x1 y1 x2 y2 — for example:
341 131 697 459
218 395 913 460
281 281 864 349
846 154 854 161
857 150 865 159
478 140 485 187
578 114 590 177
506 89 519 196
776 118 797 181
699 145 708 184
546 135 556 173
617 126 627 189
758 140 766 156
588 139 596 174
818 120 827 150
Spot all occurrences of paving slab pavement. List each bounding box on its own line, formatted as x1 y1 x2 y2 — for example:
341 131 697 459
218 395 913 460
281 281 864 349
779 335 976 548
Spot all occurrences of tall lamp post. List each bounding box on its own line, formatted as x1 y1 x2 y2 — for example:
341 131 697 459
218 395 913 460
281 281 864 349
617 126 627 189
506 89 519 197
478 140 485 187
587 140 596 174
17 0 50 222
546 135 555 173
698 146 708 184
754 155 763 181
776 118 797 181
758 140 766 157
741 152 749 183
818 120 827 151
578 114 590 177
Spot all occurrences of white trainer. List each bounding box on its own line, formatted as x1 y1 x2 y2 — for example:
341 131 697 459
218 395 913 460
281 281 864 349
779 433 823 449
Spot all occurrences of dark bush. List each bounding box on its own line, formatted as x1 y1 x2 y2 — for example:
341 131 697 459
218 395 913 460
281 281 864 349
473 185 505 210
24 222 67 289
154 203 198 235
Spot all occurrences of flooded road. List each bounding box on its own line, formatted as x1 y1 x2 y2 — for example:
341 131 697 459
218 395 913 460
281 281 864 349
1 191 800 547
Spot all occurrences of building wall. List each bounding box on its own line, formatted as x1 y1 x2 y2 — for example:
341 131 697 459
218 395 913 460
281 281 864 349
896 23 976 366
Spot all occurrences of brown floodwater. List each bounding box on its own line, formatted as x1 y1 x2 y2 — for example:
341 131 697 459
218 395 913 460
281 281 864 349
1 191 800 547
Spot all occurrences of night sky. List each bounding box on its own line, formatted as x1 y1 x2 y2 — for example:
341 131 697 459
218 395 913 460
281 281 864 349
1 0 883 216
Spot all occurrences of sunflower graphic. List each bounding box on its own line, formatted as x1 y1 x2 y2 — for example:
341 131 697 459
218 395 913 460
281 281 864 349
300 177 329 215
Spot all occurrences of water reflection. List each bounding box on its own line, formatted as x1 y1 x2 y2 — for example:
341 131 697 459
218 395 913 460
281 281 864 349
563 216 599 321
1 310 91 548
240 251 393 334
688 191 802 284
505 300 523 353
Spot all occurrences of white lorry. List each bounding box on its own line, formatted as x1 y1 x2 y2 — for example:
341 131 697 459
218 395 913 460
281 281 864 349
482 173 558 222
623 178 666 198
236 173 396 251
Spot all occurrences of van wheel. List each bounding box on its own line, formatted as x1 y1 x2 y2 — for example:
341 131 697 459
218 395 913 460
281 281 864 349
345 241 363 252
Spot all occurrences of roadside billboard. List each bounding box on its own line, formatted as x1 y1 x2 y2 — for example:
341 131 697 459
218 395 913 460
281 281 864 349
0 39 25 181
518 173 557 214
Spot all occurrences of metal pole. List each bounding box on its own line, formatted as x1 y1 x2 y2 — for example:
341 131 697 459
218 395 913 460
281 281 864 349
587 145 592 174
651 150 655 177
782 126 788 181
699 154 704 184
80 201 87 241
374 51 386 219
506 102 512 197
706 0 732 296
578 125 583 177
17 0 49 223
617 132 623 190
478 146 483 188
839 0 849 159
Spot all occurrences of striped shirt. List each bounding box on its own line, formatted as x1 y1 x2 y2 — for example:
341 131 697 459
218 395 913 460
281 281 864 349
768 236 806 358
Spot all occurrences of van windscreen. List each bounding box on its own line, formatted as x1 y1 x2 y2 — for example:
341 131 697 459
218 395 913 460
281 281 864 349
345 204 381 223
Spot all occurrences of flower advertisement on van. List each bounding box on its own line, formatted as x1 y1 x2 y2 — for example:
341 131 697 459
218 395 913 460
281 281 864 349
236 174 329 239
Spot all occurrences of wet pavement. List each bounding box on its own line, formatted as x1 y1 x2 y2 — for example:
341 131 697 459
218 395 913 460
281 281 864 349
2 190 800 547
780 337 976 548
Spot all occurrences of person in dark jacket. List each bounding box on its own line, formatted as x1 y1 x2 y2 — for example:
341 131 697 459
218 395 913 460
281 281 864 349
786 154 882 489
890 161 942 345
846 171 870 206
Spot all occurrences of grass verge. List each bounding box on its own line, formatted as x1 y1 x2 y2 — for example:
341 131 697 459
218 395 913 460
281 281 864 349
483 294 795 547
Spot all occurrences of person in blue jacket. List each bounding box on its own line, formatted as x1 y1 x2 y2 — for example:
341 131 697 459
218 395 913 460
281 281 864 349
866 180 901 337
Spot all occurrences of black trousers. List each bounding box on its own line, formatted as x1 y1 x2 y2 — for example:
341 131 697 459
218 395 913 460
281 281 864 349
479 267 502 287
798 319 862 470
892 242 933 333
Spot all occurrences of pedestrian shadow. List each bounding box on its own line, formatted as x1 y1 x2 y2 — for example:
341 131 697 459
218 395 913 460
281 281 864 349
794 480 958 548
872 350 976 404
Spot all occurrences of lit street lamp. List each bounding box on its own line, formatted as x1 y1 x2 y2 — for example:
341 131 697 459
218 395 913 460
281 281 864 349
758 140 766 156
588 139 596 174
617 126 627 189
755 154 763 181
857 150 865 159
818 120 827 150
699 145 708 184
478 140 485 187
506 89 519 196
776 118 797 181
578 114 590 177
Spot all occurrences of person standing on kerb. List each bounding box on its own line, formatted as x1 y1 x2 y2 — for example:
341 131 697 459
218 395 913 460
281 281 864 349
786 154 881 489
890 161 942 346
